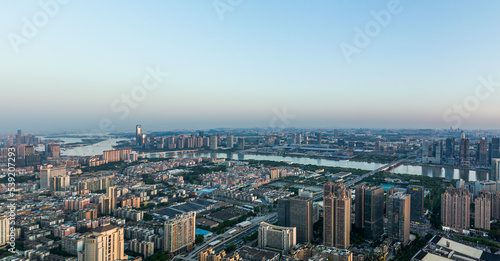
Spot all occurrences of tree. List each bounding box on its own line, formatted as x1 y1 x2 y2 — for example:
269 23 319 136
195 235 204 244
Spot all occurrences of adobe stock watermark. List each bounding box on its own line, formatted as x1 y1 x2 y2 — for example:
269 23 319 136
340 0 405 63
7 0 71 53
213 0 243 21
269 106 295 129
443 75 499 129
71 65 169 156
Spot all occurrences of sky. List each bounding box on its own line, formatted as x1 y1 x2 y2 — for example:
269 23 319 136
1 0 500 133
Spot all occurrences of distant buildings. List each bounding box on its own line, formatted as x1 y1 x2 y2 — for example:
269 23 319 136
40 166 67 190
84 224 126 261
103 148 133 162
422 141 442 164
406 185 425 222
492 192 500 220
45 143 61 159
49 174 70 192
210 135 218 150
277 197 313 244
226 135 234 148
77 174 114 192
136 125 142 147
258 222 296 254
441 186 471 230
490 137 500 162
387 192 411 245
323 183 351 249
164 212 196 254
477 138 489 166
459 134 470 166
237 137 245 150
492 158 500 181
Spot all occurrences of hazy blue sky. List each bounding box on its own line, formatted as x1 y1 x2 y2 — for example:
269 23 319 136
2 0 500 133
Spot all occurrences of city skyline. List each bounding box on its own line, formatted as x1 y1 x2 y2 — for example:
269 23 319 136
2 1 500 132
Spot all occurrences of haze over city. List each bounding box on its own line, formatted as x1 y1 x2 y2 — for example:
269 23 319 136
2 1 500 133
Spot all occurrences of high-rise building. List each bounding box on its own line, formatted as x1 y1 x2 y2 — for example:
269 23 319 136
459 135 470 166
103 149 121 162
363 186 384 240
238 137 245 150
226 135 234 148
164 212 196 254
136 125 142 147
210 135 218 150
475 190 491 230
258 222 296 254
406 185 425 222
477 138 489 166
317 132 322 145
15 129 23 145
441 186 471 230
490 138 500 162
492 192 500 220
323 184 351 249
277 197 313 243
107 186 117 213
0 216 9 246
40 166 67 189
445 137 455 160
492 158 500 181
49 175 70 192
387 193 411 245
354 184 367 230
84 224 126 261
45 143 61 159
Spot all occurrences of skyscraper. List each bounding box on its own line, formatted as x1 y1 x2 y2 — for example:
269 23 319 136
84 224 126 261
226 135 234 148
323 184 351 249
210 135 218 150
477 138 489 166
441 186 471 230
363 186 384 240
459 135 470 166
475 190 491 230
490 137 500 162
164 212 196 254
136 125 142 147
238 137 245 150
317 132 322 145
107 186 117 213
277 197 313 243
258 222 296 254
492 158 500 181
492 192 500 220
445 137 455 161
387 193 411 245
15 129 22 145
355 184 367 230
406 185 425 222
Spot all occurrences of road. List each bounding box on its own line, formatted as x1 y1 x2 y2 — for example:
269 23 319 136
344 159 406 188
183 213 277 260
